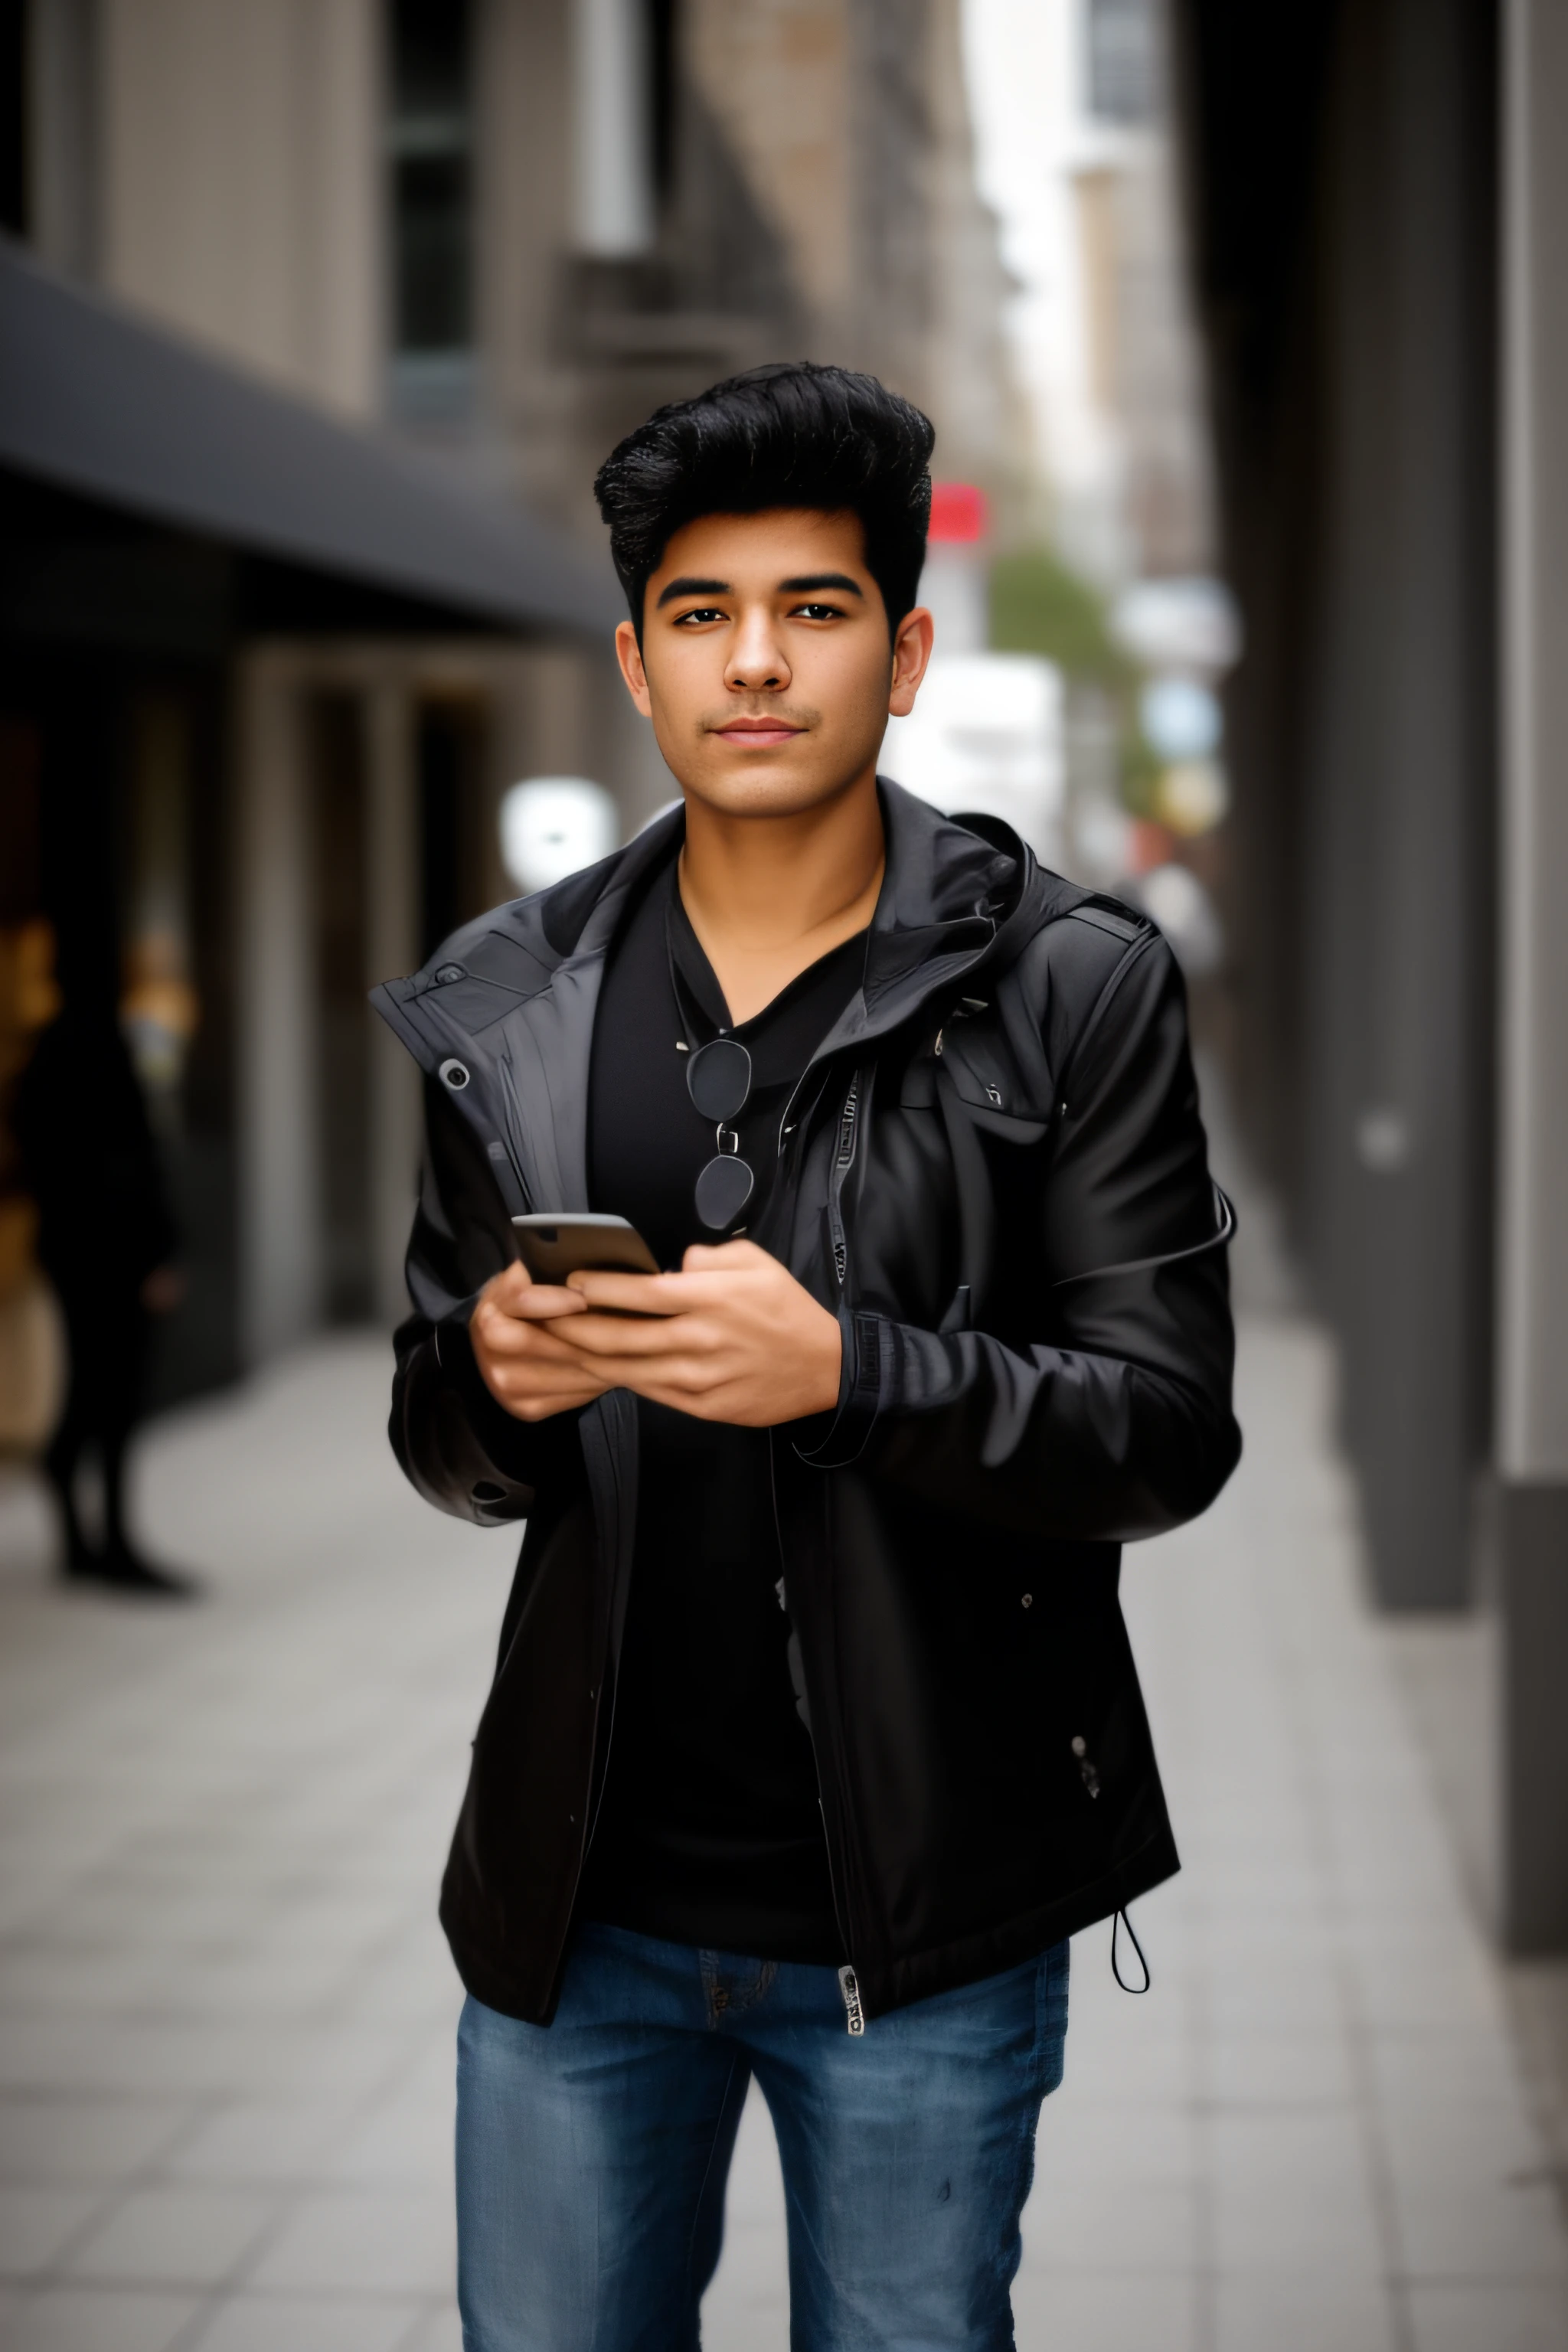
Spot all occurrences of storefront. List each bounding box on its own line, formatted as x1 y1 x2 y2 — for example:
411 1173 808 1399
0 243 622 1416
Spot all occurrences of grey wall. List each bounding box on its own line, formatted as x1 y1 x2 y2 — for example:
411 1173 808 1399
1491 0 1568 1947
1178 0 1497 1610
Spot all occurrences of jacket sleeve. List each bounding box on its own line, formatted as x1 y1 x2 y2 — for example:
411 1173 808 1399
800 929 1241 1542
390 1078 581 1527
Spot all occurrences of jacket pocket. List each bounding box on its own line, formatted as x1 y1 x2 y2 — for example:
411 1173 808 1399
932 1024 1051 1142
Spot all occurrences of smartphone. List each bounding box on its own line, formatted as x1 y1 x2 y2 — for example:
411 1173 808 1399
511 1212 661 1285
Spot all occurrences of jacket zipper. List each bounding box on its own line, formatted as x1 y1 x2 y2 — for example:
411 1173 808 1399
542 1441 631 2019
560 1063 866 2017
826 1073 871 2025
765 1423 855 1958
827 1069 864 1286
773 1078 869 2031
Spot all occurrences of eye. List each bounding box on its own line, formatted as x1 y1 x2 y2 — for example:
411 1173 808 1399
673 605 727 626
790 601 845 622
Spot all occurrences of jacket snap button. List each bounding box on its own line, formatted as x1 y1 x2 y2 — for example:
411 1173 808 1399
1071 1735 1086 1756
435 962 465 983
987 1085 1003 1107
1021 1592 1033 1609
439 1057 470 1089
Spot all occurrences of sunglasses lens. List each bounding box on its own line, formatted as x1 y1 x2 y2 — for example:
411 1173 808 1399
694 1153 755 1231
687 1034 752 1123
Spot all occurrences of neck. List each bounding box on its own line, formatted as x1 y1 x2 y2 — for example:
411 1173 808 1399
677 767 886 1026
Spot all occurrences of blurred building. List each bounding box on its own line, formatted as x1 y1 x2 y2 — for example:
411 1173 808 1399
969 0 1213 583
1177 0 1568 1956
0 0 1018 1403
965 0 1231 991
11 0 1017 547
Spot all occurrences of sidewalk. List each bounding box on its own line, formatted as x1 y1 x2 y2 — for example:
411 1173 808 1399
0 1315 1565 2352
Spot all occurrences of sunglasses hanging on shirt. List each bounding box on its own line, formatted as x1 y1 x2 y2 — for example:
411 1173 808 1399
666 903 756 1231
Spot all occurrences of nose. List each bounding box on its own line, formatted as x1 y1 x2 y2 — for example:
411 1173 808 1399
724 604 790 694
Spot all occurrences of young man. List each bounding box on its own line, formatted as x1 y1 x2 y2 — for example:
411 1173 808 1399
374 363 1240 2350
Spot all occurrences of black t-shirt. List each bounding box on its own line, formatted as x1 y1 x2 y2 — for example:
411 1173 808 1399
577 855 864 1962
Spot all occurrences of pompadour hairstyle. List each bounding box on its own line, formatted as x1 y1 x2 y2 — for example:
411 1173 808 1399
593 361 935 643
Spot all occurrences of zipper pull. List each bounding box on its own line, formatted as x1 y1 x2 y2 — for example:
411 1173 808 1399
838 1965 866 2037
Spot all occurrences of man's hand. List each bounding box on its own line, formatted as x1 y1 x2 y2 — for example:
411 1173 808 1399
469 1264 612 1422
555 1240 843 1426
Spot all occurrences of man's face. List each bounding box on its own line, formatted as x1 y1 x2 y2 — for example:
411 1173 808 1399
614 508 933 818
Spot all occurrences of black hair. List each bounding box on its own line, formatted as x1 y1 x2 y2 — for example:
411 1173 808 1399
593 361 935 644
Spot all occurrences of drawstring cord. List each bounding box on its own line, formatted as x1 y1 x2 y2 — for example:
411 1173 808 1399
1112 1906 1151 1995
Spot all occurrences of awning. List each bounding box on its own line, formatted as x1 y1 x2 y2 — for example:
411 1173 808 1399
0 239 621 637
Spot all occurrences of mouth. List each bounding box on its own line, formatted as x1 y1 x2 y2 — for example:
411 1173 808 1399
713 717 805 748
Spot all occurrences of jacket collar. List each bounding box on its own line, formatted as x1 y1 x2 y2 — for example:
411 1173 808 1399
371 781 1039 1213
558 779 1024 1016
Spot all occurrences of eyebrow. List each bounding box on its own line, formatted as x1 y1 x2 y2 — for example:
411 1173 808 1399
656 576 730 608
654 570 867 609
779 573 864 597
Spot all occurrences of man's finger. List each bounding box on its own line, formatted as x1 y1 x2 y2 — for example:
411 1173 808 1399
500 1371 607 1405
495 1371 599 1403
567 1356 722 1405
501 1374 610 1419
506 1284 588 1321
551 1308 714 1359
566 1269 689 1315
475 1314 596 1367
482 1265 588 1318
679 1239 768 1272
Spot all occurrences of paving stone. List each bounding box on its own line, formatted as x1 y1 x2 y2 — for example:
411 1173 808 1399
165 2101 364 2187
0 2285 202 2350
185 2291 421 2352
1213 2272 1397 2352
1009 2268 1198 2352
1208 2108 1384 2276
63 2185 279 2287
0 2185 103 2278
0 2099 193 2185
396 2306 466 2352
1407 2279 1568 2352
245 2188 455 2299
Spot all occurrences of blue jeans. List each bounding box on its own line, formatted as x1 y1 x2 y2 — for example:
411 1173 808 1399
456 1922 1070 2351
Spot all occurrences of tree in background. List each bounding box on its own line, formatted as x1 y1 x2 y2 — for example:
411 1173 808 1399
988 548 1157 812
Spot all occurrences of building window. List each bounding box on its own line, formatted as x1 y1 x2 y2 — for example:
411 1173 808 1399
1085 0 1160 127
387 0 475 413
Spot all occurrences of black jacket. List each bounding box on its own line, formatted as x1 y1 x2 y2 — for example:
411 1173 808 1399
373 783 1240 2024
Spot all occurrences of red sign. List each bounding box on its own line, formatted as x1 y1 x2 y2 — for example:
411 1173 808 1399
928 482 989 544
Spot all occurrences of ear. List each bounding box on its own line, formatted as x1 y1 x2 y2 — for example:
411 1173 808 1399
616 619 653 717
887 606 936 718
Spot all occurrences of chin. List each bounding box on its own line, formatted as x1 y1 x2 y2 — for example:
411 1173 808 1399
687 760 868 822
694 782 837 821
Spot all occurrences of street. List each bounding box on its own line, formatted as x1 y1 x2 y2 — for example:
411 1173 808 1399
0 1307 1564 2351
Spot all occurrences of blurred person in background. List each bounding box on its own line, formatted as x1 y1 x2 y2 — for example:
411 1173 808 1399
14 932 194 1598
375 364 1239 2350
